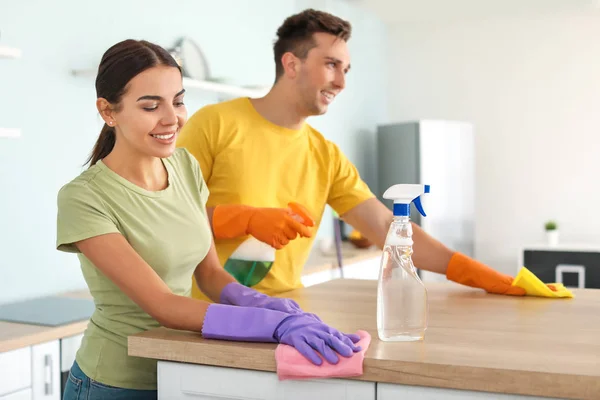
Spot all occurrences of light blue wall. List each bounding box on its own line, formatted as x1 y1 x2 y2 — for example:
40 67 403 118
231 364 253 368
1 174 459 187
0 0 387 303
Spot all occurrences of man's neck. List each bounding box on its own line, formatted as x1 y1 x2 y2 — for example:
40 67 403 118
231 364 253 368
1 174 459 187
250 83 307 131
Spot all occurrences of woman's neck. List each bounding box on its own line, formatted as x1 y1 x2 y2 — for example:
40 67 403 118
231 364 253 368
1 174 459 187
102 144 168 191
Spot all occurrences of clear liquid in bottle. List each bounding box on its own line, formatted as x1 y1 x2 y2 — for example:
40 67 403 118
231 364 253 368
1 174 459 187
377 217 428 341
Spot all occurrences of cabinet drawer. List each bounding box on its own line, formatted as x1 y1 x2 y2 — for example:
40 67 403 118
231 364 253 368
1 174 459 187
0 347 31 396
158 361 375 400
0 388 32 400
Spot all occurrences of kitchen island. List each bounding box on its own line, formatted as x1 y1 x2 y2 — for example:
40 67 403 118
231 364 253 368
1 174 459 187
128 279 600 400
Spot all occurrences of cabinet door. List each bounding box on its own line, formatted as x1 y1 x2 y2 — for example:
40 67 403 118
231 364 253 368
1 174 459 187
158 361 375 400
0 388 32 400
377 383 554 399
31 341 60 400
0 347 31 397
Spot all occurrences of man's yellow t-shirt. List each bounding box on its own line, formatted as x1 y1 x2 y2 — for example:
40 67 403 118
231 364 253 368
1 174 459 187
177 97 374 298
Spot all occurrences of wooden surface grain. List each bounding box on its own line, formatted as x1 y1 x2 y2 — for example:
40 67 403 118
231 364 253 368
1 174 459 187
129 279 600 399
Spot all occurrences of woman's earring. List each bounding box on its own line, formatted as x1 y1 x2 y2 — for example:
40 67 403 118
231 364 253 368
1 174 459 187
108 121 113 126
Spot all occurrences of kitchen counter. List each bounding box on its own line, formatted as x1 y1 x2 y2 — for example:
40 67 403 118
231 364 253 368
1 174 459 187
128 279 600 400
0 290 91 353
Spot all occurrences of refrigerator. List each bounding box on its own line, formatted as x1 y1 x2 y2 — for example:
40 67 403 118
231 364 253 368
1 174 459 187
377 120 475 282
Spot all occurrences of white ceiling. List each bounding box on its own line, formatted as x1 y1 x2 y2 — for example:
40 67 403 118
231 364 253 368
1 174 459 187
346 0 600 24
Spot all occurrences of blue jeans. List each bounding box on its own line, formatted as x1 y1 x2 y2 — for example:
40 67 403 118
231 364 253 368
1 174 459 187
63 361 157 400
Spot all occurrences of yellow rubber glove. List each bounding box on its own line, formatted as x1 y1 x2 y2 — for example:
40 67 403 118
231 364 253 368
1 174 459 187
213 203 314 249
446 252 526 296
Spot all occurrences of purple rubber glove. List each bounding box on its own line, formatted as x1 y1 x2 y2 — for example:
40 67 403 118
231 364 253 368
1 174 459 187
201 304 361 365
220 282 323 323
220 282 304 314
273 313 361 365
202 303 286 342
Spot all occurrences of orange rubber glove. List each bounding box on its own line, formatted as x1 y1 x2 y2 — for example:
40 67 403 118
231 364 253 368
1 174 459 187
212 202 314 249
446 252 526 296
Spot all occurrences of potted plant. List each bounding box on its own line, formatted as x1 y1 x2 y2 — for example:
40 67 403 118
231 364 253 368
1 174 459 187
545 220 559 246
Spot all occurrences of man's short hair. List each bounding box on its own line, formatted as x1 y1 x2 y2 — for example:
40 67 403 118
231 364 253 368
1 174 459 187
273 9 352 80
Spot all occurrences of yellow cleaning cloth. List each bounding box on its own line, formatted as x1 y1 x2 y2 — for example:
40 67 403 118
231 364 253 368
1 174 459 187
512 267 574 298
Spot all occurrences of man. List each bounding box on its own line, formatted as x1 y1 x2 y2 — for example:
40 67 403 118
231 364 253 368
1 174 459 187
177 9 525 301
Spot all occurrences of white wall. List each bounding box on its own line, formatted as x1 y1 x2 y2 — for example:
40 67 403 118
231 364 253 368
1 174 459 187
0 0 387 304
386 11 600 275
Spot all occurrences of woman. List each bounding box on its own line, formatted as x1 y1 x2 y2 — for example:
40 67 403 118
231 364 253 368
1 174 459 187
57 39 360 400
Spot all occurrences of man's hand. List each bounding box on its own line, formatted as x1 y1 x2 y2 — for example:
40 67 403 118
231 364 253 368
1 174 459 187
212 203 314 249
446 253 525 295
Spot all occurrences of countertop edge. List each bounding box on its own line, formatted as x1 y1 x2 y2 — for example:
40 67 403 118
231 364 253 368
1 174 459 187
0 320 88 353
127 333 598 400
128 334 278 371
362 359 599 400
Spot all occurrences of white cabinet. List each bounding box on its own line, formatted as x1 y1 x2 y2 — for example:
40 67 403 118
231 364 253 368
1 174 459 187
0 340 61 400
0 347 31 397
0 389 33 400
158 361 375 400
31 341 60 400
377 383 556 400
157 362 560 400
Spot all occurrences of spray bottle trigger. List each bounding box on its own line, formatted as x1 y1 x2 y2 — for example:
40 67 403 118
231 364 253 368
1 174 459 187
413 196 427 217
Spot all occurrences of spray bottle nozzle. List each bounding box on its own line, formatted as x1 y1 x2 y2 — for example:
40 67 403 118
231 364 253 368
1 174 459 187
383 184 430 217
413 196 426 217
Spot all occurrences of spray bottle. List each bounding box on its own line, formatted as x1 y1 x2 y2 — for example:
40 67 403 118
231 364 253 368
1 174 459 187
224 202 314 287
224 237 275 287
377 184 430 341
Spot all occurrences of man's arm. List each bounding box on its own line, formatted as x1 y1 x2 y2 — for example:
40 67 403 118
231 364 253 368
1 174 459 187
340 197 452 274
340 197 525 295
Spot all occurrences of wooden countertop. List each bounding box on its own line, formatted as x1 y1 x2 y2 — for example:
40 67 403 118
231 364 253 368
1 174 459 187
0 291 91 353
128 279 600 400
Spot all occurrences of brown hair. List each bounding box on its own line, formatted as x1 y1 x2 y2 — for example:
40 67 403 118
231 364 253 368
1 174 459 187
273 8 352 80
86 39 181 166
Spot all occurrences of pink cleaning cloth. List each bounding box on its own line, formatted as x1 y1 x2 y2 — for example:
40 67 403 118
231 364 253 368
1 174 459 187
275 330 371 380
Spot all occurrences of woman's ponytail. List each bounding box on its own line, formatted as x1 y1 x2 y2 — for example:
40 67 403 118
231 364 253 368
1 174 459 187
86 124 116 166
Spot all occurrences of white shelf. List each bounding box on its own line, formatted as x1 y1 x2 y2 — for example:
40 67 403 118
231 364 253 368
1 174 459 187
0 45 22 59
0 128 21 138
71 69 269 98
182 77 268 98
